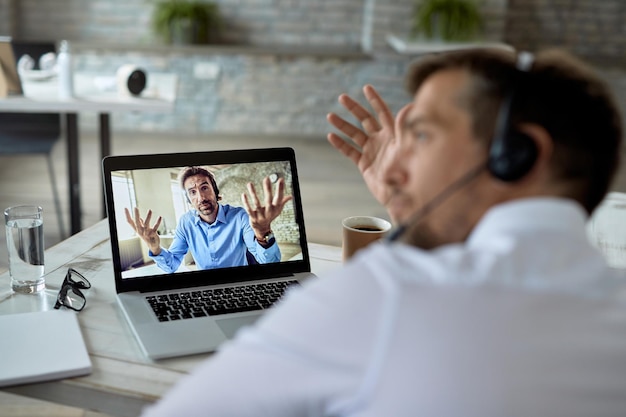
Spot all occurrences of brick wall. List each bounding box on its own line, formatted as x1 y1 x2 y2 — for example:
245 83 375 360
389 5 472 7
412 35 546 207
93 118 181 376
212 161 299 243
0 0 16 36
9 0 366 48
70 48 412 136
4 1 622 64
3 0 506 49
5 0 423 136
505 0 626 67
1 0 624 137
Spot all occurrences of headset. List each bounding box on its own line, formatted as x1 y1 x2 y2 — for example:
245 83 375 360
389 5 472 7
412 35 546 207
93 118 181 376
181 167 220 204
487 51 538 182
387 51 539 242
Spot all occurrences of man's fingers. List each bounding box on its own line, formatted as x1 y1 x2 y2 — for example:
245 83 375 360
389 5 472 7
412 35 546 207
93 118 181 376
263 177 272 206
241 193 252 213
326 113 369 148
144 209 153 228
272 178 286 206
124 208 137 231
247 182 261 209
327 133 362 166
338 93 381 134
133 207 144 229
363 85 395 130
151 216 163 233
129 207 161 236
279 195 293 208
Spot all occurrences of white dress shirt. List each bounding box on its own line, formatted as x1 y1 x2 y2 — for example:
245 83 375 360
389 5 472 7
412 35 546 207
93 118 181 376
141 197 626 417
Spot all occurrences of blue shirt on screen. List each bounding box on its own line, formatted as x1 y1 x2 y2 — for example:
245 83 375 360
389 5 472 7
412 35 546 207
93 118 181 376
149 204 280 273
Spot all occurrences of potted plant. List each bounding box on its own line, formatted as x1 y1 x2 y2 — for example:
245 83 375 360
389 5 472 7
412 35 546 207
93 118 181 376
411 0 484 41
152 0 222 45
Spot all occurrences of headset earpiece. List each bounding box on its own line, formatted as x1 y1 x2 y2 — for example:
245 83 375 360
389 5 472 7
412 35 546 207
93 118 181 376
487 129 538 182
486 51 538 183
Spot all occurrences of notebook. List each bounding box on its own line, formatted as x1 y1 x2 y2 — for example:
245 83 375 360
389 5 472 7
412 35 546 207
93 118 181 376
0 309 92 387
102 147 316 359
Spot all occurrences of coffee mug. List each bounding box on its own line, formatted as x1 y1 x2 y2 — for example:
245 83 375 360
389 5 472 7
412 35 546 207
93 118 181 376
342 216 391 261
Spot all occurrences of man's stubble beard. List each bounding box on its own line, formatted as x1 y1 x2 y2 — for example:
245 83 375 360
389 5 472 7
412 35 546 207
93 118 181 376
198 200 217 216
397 196 475 250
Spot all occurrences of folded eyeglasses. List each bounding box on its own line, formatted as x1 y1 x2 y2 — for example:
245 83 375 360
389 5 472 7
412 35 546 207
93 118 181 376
53 268 91 312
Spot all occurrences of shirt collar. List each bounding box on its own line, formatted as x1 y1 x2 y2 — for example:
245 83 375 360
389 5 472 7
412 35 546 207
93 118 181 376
467 197 589 247
191 203 226 226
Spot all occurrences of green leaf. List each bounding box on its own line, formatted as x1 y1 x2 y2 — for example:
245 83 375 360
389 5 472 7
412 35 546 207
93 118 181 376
151 0 222 44
411 0 484 41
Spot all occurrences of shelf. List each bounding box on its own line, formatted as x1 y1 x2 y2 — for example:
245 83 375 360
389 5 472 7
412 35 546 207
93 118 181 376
70 41 372 60
386 34 514 55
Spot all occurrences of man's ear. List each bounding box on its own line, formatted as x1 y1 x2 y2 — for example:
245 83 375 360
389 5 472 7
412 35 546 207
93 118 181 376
517 123 554 180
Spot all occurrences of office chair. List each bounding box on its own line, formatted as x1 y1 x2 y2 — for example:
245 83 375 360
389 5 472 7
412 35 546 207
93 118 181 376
0 112 66 238
0 40 66 238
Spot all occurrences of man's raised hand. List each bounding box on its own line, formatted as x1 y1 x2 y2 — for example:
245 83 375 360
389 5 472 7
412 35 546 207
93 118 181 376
125 207 162 255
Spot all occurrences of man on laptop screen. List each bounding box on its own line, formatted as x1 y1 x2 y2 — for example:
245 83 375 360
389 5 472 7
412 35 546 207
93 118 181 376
110 160 300 279
125 165 291 273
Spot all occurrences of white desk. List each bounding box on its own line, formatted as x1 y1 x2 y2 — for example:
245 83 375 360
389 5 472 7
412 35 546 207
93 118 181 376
0 73 177 235
0 220 342 417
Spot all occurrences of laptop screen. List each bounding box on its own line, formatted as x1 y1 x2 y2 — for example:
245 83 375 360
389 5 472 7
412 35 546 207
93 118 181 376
103 148 312 293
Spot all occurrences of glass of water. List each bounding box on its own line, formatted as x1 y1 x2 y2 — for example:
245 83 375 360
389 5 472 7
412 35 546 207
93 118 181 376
4 205 45 293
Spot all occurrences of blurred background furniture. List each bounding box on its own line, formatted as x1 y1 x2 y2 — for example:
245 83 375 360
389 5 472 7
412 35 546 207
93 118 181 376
0 40 66 238
0 47 177 236
0 112 65 238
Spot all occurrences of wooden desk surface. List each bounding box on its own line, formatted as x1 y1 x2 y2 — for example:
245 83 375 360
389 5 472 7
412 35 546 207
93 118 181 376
0 391 116 417
0 220 342 417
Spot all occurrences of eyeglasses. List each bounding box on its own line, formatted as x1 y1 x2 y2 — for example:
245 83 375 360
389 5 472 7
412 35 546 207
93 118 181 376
54 268 91 312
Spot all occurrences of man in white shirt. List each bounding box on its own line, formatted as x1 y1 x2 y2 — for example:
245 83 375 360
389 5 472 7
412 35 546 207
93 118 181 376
140 48 626 416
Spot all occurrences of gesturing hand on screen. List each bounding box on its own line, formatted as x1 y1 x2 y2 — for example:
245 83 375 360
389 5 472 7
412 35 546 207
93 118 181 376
242 176 292 241
125 207 163 256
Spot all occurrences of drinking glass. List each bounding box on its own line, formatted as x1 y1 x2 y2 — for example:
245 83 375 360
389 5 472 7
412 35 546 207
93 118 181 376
4 205 45 293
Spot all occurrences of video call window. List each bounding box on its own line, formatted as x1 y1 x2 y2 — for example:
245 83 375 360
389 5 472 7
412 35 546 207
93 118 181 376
110 161 303 279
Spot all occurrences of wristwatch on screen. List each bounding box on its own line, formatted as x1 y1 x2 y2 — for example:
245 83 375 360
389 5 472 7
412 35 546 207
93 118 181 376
257 230 275 247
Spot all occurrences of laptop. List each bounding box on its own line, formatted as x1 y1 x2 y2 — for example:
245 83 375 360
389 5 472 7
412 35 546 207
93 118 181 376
102 147 315 359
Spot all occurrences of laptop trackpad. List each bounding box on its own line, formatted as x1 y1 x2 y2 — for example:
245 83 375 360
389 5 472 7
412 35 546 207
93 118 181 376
216 314 261 339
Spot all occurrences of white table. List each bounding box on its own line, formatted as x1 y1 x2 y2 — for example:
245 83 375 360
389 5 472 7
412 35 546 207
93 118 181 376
0 220 342 417
0 73 177 235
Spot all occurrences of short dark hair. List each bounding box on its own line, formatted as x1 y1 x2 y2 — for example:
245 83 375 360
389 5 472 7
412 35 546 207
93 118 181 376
178 166 220 199
405 48 623 214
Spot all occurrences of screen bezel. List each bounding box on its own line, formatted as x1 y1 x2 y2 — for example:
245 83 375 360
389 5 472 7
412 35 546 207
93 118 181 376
103 147 312 294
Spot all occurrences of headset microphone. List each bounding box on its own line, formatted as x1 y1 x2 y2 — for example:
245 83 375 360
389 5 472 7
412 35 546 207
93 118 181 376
386 160 488 242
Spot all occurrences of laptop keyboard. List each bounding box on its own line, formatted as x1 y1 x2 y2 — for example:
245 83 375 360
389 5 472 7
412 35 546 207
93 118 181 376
146 280 299 322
